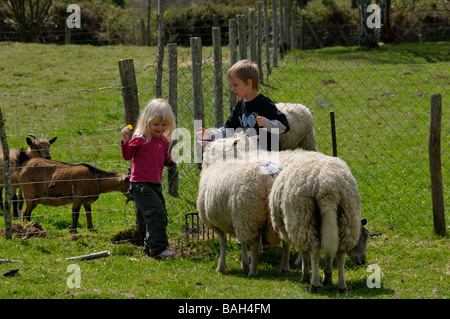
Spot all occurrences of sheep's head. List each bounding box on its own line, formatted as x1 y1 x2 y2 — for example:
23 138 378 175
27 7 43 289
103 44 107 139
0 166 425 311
26 134 57 159
202 132 258 166
347 218 371 265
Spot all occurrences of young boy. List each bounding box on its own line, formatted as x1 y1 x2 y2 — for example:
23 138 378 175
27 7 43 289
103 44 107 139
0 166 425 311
197 59 289 151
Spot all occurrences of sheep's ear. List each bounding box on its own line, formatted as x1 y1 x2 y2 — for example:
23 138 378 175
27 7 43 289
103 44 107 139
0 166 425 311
361 218 367 226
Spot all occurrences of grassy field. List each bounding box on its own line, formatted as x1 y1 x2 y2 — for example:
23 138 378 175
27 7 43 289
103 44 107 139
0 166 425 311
0 41 448 300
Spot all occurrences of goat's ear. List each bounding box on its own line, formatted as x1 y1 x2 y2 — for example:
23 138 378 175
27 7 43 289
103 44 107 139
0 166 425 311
49 137 57 144
26 137 34 147
361 218 367 226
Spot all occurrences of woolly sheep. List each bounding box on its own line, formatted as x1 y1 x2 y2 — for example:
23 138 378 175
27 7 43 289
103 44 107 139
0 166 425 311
197 134 297 276
269 151 369 293
276 103 317 151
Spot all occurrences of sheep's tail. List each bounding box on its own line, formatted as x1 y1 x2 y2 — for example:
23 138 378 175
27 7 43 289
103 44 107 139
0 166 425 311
318 196 339 257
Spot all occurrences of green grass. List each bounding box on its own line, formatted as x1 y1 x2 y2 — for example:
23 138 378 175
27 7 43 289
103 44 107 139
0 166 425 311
0 41 449 299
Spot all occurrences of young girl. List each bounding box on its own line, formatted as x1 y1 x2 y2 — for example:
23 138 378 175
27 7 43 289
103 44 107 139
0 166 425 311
121 98 177 259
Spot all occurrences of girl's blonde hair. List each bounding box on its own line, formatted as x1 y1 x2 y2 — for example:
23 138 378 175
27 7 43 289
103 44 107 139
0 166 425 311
133 98 176 143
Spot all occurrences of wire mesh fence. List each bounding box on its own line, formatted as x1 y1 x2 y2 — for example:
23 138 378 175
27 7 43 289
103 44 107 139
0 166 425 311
1 14 448 246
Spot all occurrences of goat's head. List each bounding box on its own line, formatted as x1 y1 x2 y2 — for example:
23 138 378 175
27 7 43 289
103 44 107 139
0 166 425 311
122 171 133 203
26 134 57 159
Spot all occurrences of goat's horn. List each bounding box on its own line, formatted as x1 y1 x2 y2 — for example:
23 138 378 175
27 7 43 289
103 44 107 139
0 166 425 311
41 133 45 138
28 134 37 139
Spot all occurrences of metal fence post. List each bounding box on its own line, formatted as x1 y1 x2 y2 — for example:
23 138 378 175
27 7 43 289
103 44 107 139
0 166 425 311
429 93 446 236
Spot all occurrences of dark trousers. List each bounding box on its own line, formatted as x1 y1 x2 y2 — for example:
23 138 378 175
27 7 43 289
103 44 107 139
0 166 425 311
129 182 169 256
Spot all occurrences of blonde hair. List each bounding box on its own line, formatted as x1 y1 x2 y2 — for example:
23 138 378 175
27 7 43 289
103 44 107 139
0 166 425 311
226 59 260 90
133 98 176 143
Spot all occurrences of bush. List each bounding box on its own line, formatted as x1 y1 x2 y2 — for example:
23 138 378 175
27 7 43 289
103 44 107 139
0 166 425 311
165 3 247 46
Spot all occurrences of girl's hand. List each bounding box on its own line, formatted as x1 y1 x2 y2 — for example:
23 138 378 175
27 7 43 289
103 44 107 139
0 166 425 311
255 115 265 127
121 126 131 142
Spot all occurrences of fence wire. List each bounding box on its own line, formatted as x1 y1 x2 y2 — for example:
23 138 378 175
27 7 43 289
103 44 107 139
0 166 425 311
1 33 448 247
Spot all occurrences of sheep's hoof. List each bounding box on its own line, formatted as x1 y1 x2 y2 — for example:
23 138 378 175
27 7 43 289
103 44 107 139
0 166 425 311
322 274 332 286
309 285 320 294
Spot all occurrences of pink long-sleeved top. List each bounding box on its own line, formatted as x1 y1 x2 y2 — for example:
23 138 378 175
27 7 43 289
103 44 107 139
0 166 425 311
121 135 174 184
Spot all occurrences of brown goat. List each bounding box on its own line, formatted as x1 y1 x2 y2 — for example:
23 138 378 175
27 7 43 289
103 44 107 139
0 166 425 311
0 134 57 217
17 157 131 233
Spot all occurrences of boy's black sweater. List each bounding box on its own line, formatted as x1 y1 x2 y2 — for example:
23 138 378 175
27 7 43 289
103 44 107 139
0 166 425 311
222 94 290 151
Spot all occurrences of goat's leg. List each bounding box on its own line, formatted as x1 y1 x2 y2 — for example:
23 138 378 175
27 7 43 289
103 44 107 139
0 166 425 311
12 192 18 218
216 231 227 273
83 204 96 231
241 244 249 271
323 254 333 285
294 251 302 267
21 200 36 223
248 241 260 276
336 251 348 293
309 240 321 294
70 204 82 234
0 186 3 211
279 241 290 273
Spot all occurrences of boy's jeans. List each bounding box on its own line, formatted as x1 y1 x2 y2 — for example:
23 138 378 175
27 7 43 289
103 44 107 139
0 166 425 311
129 182 169 256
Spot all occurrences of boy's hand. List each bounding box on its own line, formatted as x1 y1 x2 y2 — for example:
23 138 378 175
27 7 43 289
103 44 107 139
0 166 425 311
121 126 131 142
195 127 211 140
255 115 265 127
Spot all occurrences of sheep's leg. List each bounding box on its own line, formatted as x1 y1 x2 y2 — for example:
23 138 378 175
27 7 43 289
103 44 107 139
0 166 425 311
248 242 260 276
241 244 249 271
323 254 333 285
83 204 96 231
279 241 290 273
70 204 82 234
336 251 348 293
309 240 321 294
12 192 18 218
300 250 310 284
216 231 227 273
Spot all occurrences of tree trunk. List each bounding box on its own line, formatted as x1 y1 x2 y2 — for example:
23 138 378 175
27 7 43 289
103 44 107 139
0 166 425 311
377 0 392 44
358 0 378 48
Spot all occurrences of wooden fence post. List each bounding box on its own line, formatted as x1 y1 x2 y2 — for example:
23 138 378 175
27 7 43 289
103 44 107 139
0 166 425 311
212 27 223 128
257 2 263 81
263 0 270 78
191 37 204 164
167 43 178 197
330 111 337 157
429 93 446 236
272 0 278 67
237 14 247 60
228 18 237 110
118 58 144 245
0 107 12 240
249 8 256 63
155 0 165 98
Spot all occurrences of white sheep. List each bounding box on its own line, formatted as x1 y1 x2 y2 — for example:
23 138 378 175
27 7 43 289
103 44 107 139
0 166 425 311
197 134 296 276
276 103 317 151
269 151 369 293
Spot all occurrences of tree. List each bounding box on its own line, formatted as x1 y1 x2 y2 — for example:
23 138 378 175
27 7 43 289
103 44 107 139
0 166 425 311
6 0 53 42
357 0 378 48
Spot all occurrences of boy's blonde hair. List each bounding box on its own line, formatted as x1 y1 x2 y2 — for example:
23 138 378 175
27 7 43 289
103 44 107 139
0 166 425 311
134 98 176 143
226 59 260 90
